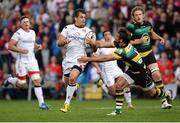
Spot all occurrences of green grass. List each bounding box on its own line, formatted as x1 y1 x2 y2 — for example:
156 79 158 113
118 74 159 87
0 99 179 122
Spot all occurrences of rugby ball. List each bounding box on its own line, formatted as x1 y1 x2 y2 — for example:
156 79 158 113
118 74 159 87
84 31 96 47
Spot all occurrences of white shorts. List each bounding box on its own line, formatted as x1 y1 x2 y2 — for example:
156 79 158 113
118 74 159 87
15 59 40 78
62 61 86 75
101 67 123 87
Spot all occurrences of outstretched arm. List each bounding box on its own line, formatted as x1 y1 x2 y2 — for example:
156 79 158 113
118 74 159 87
78 54 117 63
151 30 165 44
85 37 114 48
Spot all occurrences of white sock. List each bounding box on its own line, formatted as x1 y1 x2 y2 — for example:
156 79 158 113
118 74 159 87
65 85 76 104
8 77 17 86
34 86 45 106
124 87 132 105
101 84 109 94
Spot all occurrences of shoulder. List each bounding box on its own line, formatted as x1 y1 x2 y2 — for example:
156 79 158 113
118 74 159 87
127 23 135 32
84 27 92 32
127 23 135 29
65 24 74 29
144 21 152 27
30 29 36 35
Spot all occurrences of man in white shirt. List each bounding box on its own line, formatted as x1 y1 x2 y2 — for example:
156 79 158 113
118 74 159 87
3 16 48 110
93 31 134 109
57 9 92 113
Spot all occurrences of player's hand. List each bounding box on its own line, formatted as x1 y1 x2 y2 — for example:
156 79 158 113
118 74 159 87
85 37 96 46
96 68 102 75
20 48 28 54
37 44 43 50
78 56 89 63
159 37 165 44
58 35 71 46
141 36 148 43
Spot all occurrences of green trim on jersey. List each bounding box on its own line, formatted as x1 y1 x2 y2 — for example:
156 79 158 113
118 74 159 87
127 21 153 53
113 42 145 71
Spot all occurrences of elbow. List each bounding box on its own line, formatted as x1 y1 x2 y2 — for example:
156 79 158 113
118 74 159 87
7 44 11 50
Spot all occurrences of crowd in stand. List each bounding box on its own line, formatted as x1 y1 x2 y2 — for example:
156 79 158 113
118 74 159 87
0 0 179 99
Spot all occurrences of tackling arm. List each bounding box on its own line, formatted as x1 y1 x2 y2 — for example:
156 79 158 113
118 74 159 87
78 54 117 63
86 37 114 48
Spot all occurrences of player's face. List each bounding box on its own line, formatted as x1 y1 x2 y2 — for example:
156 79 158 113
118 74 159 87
75 12 86 27
115 33 126 47
21 18 30 30
133 10 144 23
104 31 112 42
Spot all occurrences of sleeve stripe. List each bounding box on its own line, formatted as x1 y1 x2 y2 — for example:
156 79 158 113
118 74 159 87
113 53 122 59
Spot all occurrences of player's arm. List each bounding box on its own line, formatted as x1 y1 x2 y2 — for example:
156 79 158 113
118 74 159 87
8 39 28 54
57 33 70 47
130 38 147 44
126 23 147 44
91 62 102 75
78 54 117 63
86 37 114 48
34 43 42 50
150 30 165 44
91 53 102 74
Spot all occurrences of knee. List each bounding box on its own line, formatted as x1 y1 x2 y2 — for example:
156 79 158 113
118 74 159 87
152 71 161 80
16 79 27 88
109 91 115 96
115 81 127 91
69 76 76 84
31 74 41 86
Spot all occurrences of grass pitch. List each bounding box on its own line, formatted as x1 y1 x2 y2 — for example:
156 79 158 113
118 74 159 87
0 99 179 122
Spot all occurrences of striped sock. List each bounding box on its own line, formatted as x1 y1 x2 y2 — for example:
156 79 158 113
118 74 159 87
115 89 124 113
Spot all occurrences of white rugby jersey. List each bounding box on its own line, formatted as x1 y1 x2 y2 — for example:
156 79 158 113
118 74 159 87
96 47 119 73
61 24 91 63
11 28 36 63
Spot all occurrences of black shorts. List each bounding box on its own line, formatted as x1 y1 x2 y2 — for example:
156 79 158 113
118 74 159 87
64 65 82 77
126 68 153 89
142 51 157 66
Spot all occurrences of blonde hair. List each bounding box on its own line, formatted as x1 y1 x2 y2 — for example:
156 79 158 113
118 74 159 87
131 6 145 22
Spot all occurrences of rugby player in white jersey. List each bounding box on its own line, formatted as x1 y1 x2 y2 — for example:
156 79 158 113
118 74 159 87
57 9 92 113
2 16 48 110
94 31 134 109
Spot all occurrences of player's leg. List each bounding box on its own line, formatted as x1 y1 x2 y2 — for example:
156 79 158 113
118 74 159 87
3 61 26 88
123 87 135 109
60 65 82 113
139 73 172 109
107 76 130 115
148 63 172 103
29 61 48 110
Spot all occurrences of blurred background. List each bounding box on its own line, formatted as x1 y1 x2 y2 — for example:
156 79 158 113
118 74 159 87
0 0 179 101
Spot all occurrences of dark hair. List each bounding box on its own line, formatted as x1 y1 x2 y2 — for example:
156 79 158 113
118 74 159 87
73 9 86 18
118 28 130 44
20 16 29 21
103 30 111 36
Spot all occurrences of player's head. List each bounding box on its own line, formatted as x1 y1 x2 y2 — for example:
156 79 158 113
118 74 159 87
73 9 86 28
20 16 30 30
103 30 112 42
131 6 145 23
115 28 130 47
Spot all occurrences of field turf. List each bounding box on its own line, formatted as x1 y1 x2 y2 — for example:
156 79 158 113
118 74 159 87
0 99 179 122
